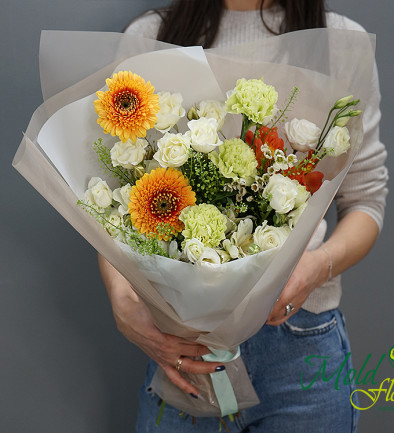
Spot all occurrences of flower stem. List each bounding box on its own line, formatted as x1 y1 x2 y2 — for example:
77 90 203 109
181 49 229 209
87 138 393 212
240 114 254 141
155 400 166 426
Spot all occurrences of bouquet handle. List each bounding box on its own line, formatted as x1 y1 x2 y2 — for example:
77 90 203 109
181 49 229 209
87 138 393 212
150 350 259 418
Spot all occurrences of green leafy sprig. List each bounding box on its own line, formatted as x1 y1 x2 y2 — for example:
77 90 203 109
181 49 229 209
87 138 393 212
256 86 299 148
93 138 135 186
77 200 169 257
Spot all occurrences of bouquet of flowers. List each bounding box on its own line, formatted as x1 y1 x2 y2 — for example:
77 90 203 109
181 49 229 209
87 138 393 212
79 70 360 270
13 29 375 417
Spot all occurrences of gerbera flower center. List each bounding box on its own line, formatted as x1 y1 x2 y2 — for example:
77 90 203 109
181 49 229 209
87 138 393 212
114 90 140 114
150 191 179 217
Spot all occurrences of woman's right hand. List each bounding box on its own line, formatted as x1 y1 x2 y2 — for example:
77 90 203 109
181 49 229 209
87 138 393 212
98 254 224 396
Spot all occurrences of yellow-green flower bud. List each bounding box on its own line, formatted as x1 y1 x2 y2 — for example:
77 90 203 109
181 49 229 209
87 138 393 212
187 106 199 121
133 164 145 178
335 116 350 127
248 243 261 255
334 95 353 109
348 109 363 117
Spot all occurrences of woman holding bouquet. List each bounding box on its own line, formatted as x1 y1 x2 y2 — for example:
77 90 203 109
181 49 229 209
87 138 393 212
99 0 388 431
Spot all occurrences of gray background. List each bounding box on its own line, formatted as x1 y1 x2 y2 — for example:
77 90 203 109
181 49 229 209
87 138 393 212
1 0 392 432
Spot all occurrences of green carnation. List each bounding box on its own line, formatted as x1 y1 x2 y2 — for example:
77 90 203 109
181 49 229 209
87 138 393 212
225 77 278 125
179 204 227 248
208 138 258 186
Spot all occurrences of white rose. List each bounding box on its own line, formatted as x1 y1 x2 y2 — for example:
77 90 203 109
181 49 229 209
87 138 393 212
110 138 148 169
322 126 351 157
113 184 132 215
284 118 322 152
84 177 113 209
187 118 223 153
183 238 205 263
253 223 291 251
197 100 227 129
155 91 185 133
153 132 191 167
263 174 298 214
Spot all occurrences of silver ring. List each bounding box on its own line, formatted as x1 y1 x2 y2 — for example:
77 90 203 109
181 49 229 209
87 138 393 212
175 357 183 372
285 302 295 316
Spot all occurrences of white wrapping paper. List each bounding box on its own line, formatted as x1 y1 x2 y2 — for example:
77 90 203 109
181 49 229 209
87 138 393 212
13 29 375 417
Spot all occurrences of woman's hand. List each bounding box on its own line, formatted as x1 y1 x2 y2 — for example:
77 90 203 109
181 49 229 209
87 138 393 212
267 211 379 326
98 254 224 396
266 248 330 326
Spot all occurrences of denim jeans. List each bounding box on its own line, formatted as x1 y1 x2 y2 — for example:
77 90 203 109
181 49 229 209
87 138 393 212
136 308 359 432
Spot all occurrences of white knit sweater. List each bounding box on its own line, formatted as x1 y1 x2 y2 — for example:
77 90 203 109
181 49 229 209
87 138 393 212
125 6 388 314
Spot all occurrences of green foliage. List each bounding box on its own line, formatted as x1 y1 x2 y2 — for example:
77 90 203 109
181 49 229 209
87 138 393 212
181 149 228 205
156 222 176 241
263 86 299 135
77 200 168 257
245 196 274 226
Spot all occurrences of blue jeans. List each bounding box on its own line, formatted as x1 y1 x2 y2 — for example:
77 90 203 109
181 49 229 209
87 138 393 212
136 308 359 432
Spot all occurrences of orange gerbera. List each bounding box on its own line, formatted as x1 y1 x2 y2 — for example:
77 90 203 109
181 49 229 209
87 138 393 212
129 167 196 240
94 70 160 143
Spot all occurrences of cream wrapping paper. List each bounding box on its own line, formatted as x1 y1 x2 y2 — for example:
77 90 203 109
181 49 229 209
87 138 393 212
13 29 375 416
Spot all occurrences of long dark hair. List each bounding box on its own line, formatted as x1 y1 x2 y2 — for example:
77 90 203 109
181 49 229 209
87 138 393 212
155 0 327 48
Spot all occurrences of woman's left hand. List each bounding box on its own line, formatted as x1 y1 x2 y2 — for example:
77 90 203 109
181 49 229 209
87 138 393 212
266 248 330 326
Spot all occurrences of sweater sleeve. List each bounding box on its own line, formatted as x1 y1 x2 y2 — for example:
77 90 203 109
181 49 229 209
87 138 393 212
335 65 388 230
326 13 389 231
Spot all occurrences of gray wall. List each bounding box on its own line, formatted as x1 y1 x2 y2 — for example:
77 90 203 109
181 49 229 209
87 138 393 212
1 0 392 432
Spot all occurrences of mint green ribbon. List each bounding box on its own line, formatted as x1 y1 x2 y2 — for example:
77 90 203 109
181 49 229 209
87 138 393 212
202 346 241 417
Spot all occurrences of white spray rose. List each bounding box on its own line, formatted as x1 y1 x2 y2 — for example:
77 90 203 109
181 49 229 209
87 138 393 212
197 100 227 129
187 118 223 153
183 238 205 263
253 222 291 251
153 132 191 167
155 91 185 133
110 138 148 169
84 177 113 209
263 174 299 214
113 184 132 215
284 118 322 152
322 126 351 157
